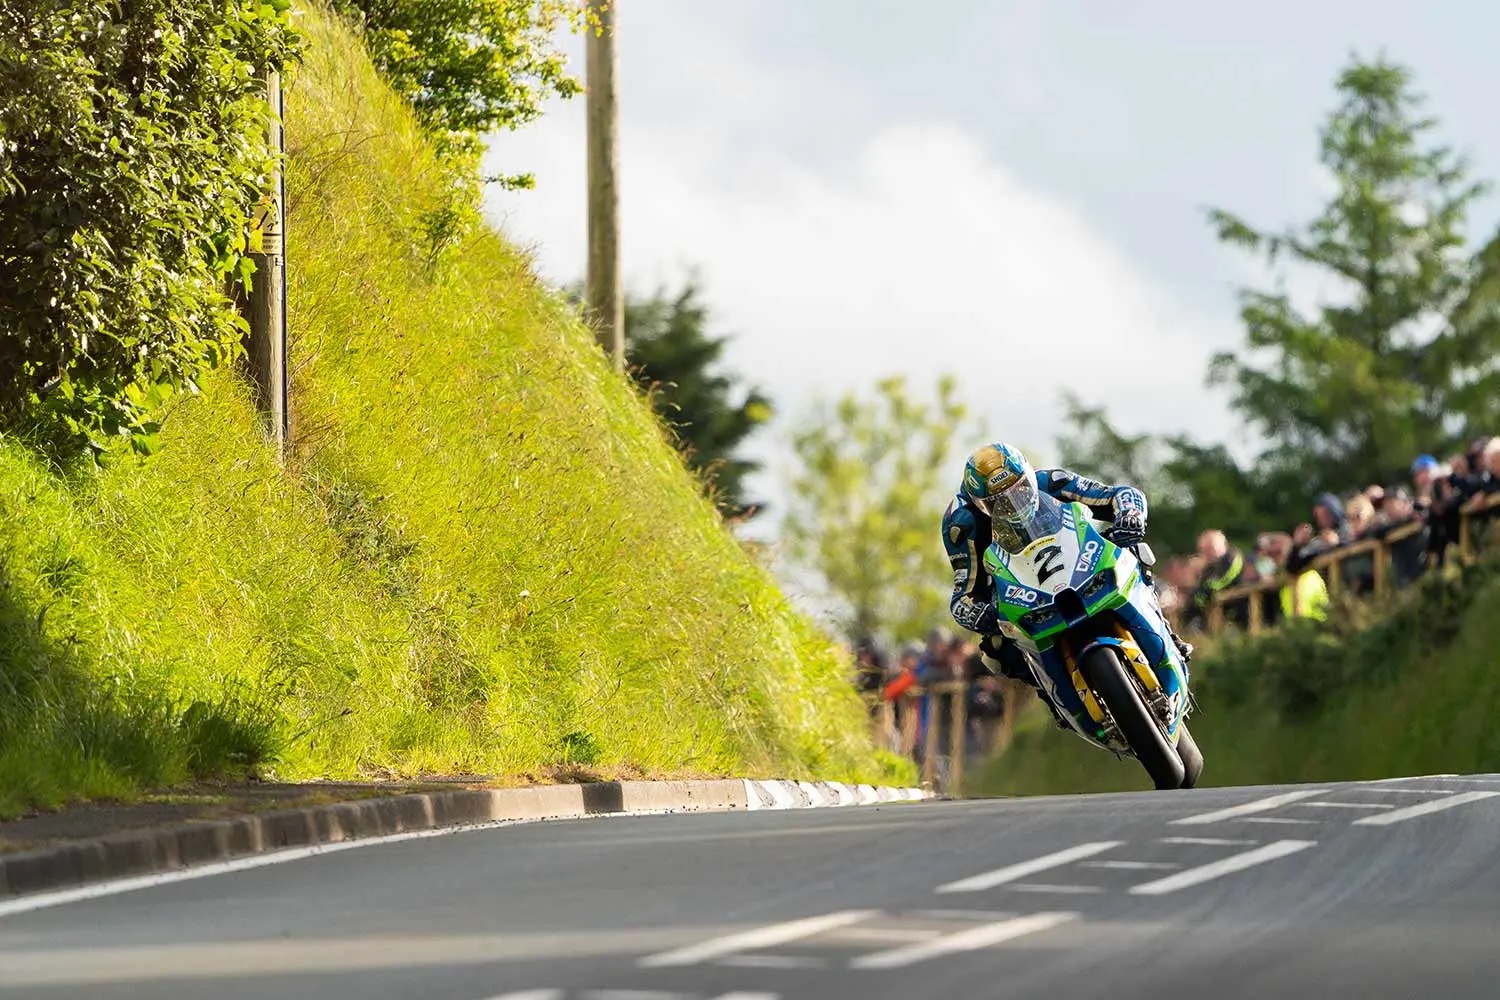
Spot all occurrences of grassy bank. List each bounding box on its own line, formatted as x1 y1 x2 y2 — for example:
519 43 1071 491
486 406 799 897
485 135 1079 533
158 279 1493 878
979 558 1500 796
0 6 900 818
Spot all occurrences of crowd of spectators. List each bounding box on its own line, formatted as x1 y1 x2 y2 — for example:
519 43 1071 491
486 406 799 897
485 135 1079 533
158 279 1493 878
854 627 1008 768
1158 437 1500 634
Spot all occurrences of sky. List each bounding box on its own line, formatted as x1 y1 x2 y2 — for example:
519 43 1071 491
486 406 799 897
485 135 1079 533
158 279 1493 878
483 0 1500 561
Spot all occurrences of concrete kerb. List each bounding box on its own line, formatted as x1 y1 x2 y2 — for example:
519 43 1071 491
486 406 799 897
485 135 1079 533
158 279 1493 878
0 778 930 901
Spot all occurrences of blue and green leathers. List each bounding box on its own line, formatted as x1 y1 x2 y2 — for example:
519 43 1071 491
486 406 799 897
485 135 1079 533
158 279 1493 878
944 455 1147 636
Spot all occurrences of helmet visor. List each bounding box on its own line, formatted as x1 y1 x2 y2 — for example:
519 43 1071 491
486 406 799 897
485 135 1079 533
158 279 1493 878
980 474 1038 523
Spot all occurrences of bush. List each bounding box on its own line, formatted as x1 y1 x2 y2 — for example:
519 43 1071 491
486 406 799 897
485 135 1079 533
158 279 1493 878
0 0 299 457
1199 551 1500 717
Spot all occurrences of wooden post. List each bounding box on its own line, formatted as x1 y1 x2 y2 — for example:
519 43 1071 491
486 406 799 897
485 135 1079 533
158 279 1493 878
1207 596 1224 635
585 0 623 369
921 687 940 788
243 67 287 456
947 683 968 797
1326 555 1343 597
1373 541 1390 598
1247 590 1263 635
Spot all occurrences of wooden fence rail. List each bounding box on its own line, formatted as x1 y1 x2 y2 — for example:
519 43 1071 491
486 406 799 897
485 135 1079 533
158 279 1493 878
1208 495 1500 636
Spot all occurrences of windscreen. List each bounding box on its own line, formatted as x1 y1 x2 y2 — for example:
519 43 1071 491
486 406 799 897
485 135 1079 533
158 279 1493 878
991 491 1066 554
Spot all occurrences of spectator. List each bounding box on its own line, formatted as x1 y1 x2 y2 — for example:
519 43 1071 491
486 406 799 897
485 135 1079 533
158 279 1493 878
1345 494 1377 540
1262 531 1329 624
1372 486 1428 588
1191 529 1247 629
853 639 888 697
1287 492 1349 575
1412 454 1446 504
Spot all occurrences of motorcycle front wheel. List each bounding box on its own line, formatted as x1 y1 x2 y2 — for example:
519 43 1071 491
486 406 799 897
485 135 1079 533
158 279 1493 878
1080 646 1186 791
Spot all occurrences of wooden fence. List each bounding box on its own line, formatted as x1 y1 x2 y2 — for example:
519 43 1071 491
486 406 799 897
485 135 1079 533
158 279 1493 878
1208 494 1500 636
865 679 1026 797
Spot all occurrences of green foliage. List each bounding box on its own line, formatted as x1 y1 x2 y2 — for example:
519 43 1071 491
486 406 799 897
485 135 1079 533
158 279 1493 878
1209 55 1500 492
1056 395 1298 554
0 0 299 459
330 0 583 184
785 375 972 643
622 280 773 519
0 8 888 817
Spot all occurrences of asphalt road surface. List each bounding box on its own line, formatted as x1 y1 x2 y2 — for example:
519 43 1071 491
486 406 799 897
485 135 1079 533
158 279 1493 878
2 773 1499 999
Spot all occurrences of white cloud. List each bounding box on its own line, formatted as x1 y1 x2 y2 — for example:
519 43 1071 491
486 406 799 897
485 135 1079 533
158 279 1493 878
484 103 1239 554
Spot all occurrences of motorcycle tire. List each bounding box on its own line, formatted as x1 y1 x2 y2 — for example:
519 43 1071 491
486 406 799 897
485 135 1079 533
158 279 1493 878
1176 723 1205 789
1080 646 1186 791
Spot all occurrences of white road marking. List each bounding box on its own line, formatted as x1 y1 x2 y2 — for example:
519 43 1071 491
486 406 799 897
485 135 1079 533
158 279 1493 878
849 912 1078 970
1130 840 1316 896
1352 790 1500 826
1295 801 1395 810
935 841 1123 893
1242 817 1321 825
909 909 1016 922
1158 836 1258 846
583 991 686 1000
716 954 826 970
485 992 564 1000
714 993 783 1000
1081 860 1180 870
1347 787 1459 796
1172 789 1325 825
637 910 876 968
1007 883 1104 894
833 927 943 943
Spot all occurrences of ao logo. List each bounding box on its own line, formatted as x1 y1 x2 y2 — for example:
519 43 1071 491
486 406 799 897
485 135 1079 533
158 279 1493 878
1075 539 1100 573
1004 584 1039 603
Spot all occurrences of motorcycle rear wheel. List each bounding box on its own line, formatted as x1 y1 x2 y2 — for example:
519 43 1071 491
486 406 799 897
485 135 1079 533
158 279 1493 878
1080 646 1185 791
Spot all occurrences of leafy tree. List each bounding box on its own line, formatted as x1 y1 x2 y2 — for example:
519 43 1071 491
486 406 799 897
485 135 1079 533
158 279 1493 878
331 0 584 186
624 281 772 519
1055 395 1298 554
784 375 972 644
0 0 299 458
1209 55 1500 493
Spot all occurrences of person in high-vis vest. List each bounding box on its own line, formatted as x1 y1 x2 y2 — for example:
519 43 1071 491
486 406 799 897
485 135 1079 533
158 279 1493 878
1192 529 1247 626
1262 531 1329 623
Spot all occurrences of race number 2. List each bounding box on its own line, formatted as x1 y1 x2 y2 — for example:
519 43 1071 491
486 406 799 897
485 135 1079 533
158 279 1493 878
1033 544 1065 584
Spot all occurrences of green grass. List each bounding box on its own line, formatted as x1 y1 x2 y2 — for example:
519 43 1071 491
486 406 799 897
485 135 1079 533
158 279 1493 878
0 6 906 819
977 563 1500 797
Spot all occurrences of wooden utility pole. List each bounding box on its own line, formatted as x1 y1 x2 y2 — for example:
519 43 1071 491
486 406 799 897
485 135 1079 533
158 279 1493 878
244 66 289 457
585 0 623 370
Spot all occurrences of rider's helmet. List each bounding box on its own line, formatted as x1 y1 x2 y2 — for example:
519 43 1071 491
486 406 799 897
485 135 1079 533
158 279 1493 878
960 443 1039 525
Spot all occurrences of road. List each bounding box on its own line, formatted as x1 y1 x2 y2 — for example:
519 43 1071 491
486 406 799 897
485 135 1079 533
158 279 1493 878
2 774 1499 999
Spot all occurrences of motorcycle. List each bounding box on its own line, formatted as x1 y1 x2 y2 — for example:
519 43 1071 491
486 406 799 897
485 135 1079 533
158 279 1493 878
985 491 1203 790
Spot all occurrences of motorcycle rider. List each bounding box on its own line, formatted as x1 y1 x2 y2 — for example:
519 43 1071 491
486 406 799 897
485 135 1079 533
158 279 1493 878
942 443 1194 723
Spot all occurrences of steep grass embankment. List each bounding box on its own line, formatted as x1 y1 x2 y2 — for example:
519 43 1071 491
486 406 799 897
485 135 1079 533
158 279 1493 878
979 554 1500 795
0 6 900 818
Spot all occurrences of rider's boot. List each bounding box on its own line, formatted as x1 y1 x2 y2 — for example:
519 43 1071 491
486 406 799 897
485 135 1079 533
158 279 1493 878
1167 625 1194 663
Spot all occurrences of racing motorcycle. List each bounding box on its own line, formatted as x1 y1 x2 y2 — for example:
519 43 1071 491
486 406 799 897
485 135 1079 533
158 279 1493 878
985 491 1203 790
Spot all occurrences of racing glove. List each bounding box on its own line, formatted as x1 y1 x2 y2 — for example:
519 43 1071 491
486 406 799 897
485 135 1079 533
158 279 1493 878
1109 509 1147 547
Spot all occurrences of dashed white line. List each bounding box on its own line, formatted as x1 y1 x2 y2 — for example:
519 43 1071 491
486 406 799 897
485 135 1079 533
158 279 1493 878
1172 789 1325 825
1159 836 1258 846
486 992 564 1000
1242 817 1322 825
1130 840 1316 895
849 912 1078 970
637 910 877 968
1349 787 1459 796
1296 802 1395 810
716 955 827 970
714 993 783 1000
1007 883 1104 894
935 841 1123 893
1352 790 1500 826
583 991 685 1000
1082 860 1180 870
